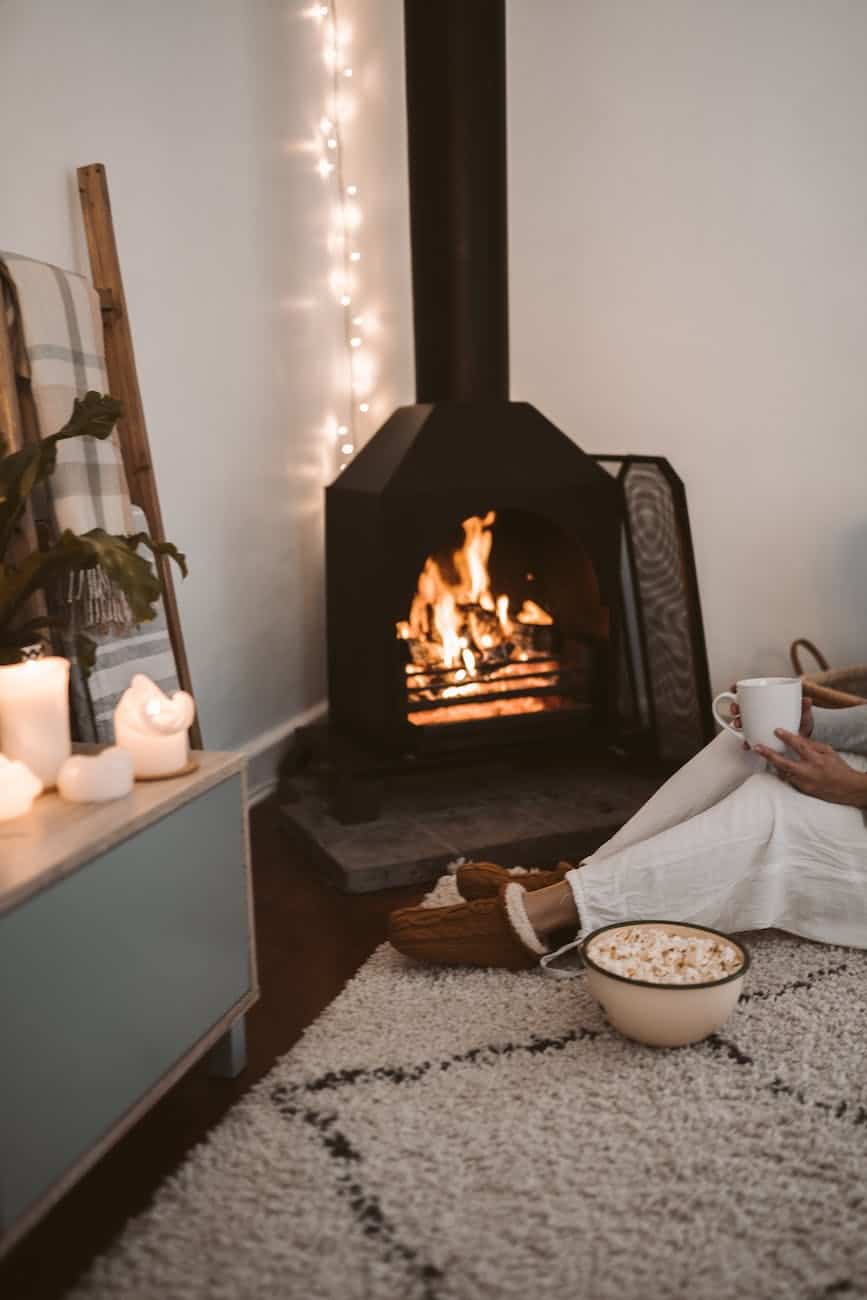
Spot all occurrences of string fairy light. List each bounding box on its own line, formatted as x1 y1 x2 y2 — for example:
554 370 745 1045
307 0 376 475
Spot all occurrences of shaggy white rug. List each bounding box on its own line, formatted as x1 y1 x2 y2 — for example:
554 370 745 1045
71 877 867 1300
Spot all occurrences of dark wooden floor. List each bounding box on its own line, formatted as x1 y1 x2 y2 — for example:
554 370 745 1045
0 798 428 1300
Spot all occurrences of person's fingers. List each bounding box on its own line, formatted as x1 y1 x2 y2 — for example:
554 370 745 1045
774 729 814 757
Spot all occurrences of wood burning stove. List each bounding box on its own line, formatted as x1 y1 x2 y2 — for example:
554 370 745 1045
326 401 622 749
322 3 710 761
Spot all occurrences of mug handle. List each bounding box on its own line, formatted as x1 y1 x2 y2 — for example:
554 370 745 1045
712 690 741 739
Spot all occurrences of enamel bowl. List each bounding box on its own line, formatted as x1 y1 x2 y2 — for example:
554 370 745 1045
579 920 750 1048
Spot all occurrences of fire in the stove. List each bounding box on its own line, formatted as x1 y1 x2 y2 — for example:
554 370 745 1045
396 512 564 724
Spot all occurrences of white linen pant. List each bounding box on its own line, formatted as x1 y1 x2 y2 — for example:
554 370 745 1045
567 731 867 948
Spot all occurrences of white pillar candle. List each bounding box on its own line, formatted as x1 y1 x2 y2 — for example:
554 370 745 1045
58 747 134 803
0 657 71 787
113 674 196 778
0 755 43 820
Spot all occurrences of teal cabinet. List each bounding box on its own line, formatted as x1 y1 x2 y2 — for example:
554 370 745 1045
0 754 257 1252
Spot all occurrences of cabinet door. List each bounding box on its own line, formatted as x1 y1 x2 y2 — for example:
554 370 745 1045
0 776 250 1233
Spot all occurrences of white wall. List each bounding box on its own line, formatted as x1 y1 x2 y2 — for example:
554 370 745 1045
508 0 867 694
0 0 413 796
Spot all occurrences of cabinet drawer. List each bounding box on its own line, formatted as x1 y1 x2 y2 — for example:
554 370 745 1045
0 775 250 1231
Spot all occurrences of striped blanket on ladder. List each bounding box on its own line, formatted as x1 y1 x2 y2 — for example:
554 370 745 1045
1 250 179 741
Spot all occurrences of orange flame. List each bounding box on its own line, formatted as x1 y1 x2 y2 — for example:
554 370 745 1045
400 513 554 671
516 600 553 626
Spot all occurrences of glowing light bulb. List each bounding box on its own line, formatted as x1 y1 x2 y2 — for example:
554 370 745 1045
327 137 337 150
317 159 334 178
343 203 362 230
349 251 361 262
320 116 332 133
341 442 355 455
346 184 358 196
337 424 349 436
350 336 361 348
343 67 353 78
352 315 364 326
359 402 369 413
339 294 352 306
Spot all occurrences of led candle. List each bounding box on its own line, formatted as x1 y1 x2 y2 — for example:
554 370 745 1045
0 755 43 820
114 674 196 778
57 747 134 803
0 657 71 787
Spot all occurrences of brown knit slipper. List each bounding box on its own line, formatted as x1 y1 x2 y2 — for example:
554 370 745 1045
454 860 574 901
388 882 547 971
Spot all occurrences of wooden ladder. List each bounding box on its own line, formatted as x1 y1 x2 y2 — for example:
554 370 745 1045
0 164 201 749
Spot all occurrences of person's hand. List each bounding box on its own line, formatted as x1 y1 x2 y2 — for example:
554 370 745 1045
799 695 814 738
725 686 747 747
728 688 813 749
754 730 867 806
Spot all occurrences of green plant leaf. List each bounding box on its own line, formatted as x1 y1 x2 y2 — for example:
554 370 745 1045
0 528 167 631
0 392 123 558
0 394 186 679
124 532 189 579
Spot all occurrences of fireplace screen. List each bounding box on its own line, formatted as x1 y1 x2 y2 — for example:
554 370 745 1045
395 509 607 727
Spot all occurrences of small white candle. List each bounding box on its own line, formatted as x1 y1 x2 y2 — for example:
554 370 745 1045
0 657 71 787
58 747 135 803
114 674 196 778
0 755 43 820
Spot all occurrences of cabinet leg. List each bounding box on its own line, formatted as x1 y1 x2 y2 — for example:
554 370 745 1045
207 1016 247 1078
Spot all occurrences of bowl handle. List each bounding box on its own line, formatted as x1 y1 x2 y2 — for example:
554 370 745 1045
540 937 585 980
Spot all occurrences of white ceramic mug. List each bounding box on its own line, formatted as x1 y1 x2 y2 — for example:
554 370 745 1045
712 677 802 753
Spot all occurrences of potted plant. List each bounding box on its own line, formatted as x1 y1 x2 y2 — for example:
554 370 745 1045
0 391 185 670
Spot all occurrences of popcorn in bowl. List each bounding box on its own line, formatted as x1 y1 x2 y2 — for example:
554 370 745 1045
586 924 744 986
576 920 750 1047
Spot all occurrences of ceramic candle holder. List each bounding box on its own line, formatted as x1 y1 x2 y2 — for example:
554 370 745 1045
0 755 43 821
0 657 71 787
57 747 135 803
114 674 196 779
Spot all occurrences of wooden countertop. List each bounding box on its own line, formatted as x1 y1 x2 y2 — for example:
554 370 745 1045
0 750 245 917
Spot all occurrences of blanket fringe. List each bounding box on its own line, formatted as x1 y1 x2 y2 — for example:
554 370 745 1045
67 567 133 636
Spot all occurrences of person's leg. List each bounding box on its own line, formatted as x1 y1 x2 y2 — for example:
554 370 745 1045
455 733 761 903
390 742 867 968
589 731 764 864
556 764 867 946
522 731 764 938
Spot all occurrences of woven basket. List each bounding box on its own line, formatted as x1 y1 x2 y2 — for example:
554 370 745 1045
789 639 867 709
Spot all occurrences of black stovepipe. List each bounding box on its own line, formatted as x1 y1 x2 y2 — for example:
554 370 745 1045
404 0 509 403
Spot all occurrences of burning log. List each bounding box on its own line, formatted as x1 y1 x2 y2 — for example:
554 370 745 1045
396 513 561 712
509 623 555 658
465 604 502 653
